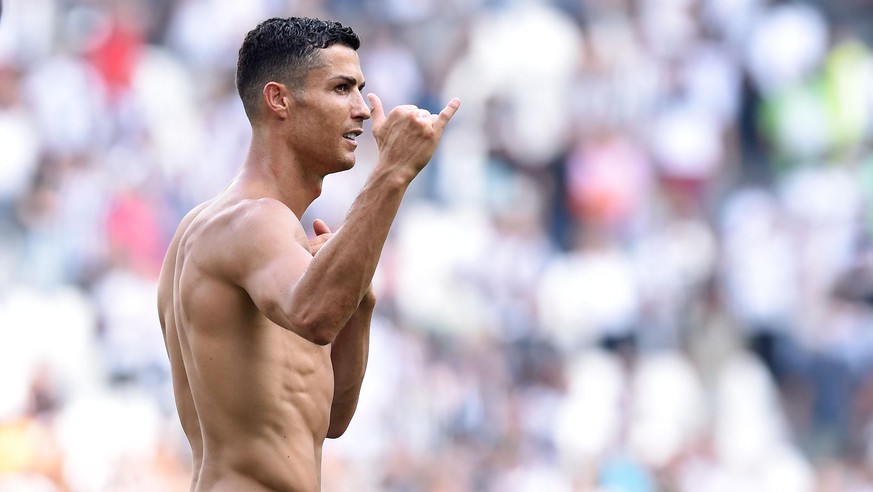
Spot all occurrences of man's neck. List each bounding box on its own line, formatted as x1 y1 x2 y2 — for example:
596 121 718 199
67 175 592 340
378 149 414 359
239 129 323 218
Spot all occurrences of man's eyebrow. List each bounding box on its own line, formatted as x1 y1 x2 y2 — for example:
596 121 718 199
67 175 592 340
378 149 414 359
330 75 365 89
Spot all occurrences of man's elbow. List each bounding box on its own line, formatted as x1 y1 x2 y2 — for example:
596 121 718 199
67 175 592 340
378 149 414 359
286 310 338 345
309 329 335 346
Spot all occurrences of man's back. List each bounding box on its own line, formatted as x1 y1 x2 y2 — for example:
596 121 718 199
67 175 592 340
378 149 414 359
157 192 333 492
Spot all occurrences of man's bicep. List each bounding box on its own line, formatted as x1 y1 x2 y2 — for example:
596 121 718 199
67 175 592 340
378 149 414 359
222 205 314 335
237 234 313 329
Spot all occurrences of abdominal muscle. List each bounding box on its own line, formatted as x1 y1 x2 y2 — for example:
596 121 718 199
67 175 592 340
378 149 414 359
174 255 335 492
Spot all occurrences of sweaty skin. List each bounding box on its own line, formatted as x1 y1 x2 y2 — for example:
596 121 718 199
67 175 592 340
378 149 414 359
157 44 459 492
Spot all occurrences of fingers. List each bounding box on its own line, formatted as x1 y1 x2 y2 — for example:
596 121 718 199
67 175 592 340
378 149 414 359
371 95 459 130
313 219 331 236
367 93 385 128
411 100 460 130
433 98 461 132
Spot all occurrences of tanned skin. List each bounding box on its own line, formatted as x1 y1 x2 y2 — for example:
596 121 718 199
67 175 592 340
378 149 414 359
157 41 460 492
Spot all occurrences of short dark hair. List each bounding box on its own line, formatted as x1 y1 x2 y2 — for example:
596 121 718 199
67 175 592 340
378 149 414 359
235 17 361 120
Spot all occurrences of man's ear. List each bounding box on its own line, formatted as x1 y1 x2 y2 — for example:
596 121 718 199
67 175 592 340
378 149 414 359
263 81 290 120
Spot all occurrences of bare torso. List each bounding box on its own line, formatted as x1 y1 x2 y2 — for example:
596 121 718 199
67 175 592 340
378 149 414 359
158 193 333 492
156 55 460 489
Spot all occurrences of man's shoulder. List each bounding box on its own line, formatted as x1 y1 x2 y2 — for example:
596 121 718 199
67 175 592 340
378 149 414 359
185 196 299 240
185 196 309 269
228 196 300 222
217 196 306 241
195 197 314 296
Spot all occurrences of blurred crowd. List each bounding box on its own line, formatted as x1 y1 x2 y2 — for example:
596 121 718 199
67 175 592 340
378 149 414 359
2 0 873 490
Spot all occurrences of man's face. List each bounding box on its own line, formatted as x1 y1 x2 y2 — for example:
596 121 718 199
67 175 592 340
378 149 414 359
287 45 370 175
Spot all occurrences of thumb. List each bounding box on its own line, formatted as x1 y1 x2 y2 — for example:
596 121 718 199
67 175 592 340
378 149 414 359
367 93 386 128
313 219 331 236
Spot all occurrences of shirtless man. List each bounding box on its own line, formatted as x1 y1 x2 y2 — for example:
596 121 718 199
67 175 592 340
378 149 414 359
156 17 459 492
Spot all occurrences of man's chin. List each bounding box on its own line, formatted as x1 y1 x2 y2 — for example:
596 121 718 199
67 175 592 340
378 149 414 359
325 159 355 176
340 155 357 171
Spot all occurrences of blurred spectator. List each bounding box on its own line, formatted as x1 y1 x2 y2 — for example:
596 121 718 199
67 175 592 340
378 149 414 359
0 64 39 206
3 0 873 490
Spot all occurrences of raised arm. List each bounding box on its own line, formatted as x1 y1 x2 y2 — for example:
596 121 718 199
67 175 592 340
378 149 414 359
285 95 460 344
233 95 460 346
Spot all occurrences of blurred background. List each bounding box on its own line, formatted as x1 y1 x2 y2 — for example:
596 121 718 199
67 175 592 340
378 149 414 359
2 0 873 490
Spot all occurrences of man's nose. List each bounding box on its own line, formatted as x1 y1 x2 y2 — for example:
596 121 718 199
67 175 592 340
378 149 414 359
354 92 371 120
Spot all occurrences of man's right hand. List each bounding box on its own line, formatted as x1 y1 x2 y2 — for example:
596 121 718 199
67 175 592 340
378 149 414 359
368 93 460 182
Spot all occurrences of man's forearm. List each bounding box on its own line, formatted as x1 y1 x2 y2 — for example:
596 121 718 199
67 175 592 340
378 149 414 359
288 167 407 344
284 96 459 345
